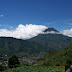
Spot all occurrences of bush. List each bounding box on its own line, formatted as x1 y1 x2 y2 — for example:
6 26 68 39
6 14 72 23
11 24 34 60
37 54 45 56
0 65 7 71
66 60 72 66
8 55 20 68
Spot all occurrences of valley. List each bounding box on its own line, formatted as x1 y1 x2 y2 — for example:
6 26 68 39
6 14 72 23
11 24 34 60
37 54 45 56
0 28 72 72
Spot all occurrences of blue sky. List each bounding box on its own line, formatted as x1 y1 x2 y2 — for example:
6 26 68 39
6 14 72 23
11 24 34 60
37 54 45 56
0 0 72 31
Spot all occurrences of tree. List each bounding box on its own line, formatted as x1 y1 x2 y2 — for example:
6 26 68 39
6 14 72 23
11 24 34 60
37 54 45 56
65 59 72 71
66 60 72 66
0 65 7 71
8 55 20 68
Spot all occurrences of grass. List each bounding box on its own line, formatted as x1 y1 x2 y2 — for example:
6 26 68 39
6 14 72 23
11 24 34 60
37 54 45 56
3 66 65 72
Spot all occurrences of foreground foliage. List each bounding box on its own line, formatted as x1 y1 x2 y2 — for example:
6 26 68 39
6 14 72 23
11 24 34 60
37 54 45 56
3 66 65 72
0 65 7 71
8 55 20 68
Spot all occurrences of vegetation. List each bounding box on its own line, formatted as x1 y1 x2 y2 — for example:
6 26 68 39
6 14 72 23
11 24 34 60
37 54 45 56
36 44 72 67
0 65 7 71
3 66 65 72
0 28 72 72
8 55 20 68
0 33 72 56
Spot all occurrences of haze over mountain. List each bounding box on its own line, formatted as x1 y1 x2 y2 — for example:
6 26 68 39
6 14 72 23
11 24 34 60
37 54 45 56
0 28 72 56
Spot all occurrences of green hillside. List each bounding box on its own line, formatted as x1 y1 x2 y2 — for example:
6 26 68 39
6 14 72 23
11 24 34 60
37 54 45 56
0 33 72 56
0 37 45 56
36 44 72 66
29 34 72 51
3 65 65 72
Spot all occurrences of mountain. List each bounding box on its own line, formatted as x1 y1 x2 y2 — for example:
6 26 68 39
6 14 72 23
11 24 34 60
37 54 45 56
29 33 72 51
0 37 45 56
0 28 72 56
36 44 72 67
44 28 59 32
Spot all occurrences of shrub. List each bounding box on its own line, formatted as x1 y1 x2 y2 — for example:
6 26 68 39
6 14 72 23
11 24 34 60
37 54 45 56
8 55 20 68
0 65 7 71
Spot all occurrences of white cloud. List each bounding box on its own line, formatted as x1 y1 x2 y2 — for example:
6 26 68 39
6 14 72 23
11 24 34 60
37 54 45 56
42 31 60 34
0 15 4 17
61 29 72 37
0 24 47 39
41 31 61 35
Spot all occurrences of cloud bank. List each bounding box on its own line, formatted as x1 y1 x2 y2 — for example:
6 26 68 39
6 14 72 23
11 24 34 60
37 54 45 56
1 24 72 39
62 29 72 37
0 24 48 39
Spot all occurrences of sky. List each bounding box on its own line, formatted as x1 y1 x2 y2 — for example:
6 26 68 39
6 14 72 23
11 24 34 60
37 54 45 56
0 0 72 39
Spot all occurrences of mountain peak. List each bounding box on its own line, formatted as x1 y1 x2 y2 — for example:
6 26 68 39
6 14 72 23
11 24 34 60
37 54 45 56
44 28 59 32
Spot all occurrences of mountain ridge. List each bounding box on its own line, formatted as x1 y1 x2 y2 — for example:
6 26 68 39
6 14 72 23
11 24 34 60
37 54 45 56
0 28 72 56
